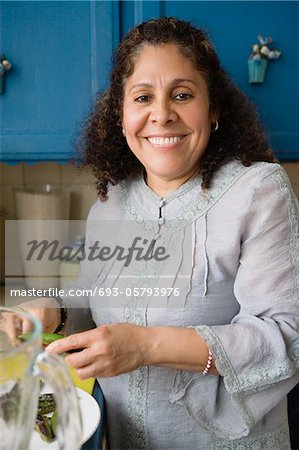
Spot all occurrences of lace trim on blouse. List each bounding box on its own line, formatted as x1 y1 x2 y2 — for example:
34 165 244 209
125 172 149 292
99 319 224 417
194 324 255 433
118 161 256 234
272 168 299 304
211 424 290 450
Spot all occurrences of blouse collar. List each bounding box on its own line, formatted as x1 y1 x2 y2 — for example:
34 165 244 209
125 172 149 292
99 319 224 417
135 173 202 206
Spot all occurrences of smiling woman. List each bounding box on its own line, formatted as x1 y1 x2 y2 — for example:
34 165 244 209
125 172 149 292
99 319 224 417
122 44 214 195
13 17 299 450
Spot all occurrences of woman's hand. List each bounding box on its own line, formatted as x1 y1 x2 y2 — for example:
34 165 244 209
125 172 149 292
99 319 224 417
46 323 147 379
46 324 219 379
10 297 61 334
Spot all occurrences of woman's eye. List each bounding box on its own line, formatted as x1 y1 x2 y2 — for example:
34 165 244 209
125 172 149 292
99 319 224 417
134 95 150 103
174 92 193 101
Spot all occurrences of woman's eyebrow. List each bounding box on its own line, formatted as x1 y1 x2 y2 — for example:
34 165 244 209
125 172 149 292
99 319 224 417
129 83 152 92
129 79 198 92
170 78 198 87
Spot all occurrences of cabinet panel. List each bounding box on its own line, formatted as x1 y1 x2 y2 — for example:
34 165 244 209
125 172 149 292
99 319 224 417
0 1 119 162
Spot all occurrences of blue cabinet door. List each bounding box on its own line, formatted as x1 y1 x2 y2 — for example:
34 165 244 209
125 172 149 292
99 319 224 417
0 1 119 162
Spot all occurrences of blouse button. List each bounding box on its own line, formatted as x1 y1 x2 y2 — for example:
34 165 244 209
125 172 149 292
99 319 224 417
158 217 165 225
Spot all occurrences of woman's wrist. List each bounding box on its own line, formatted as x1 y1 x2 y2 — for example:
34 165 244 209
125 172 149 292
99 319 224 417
52 296 68 334
138 325 178 367
139 326 218 374
137 325 161 367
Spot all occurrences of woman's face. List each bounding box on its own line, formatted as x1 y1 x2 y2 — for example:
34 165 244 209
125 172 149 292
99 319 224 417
122 44 215 194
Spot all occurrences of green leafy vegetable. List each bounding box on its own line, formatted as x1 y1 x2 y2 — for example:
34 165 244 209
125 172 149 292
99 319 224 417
35 414 55 442
18 332 64 345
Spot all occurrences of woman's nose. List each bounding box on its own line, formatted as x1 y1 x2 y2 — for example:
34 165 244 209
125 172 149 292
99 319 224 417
150 99 177 125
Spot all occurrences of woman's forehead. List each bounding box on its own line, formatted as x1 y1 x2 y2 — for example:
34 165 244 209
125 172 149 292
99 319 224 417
131 43 191 66
124 43 203 86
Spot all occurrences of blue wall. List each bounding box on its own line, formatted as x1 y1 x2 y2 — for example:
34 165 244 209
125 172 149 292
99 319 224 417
1 1 298 162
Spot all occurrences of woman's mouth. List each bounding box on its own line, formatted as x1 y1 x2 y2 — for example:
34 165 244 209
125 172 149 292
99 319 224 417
146 135 186 147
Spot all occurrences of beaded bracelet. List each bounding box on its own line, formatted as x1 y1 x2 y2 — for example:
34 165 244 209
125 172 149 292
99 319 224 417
53 296 68 334
202 351 213 376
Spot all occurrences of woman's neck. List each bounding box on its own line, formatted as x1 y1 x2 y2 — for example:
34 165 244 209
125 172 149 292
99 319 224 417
145 170 199 198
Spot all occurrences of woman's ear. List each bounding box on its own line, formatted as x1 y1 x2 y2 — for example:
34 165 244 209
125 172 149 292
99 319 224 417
212 108 220 123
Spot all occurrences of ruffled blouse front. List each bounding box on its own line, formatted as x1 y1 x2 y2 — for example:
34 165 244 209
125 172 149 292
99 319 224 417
65 160 299 450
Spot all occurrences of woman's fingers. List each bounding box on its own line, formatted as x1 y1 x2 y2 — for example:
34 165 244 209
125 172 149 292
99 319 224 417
1 311 22 340
65 348 94 369
3 299 60 335
46 332 87 354
21 316 35 334
75 364 97 380
46 324 144 378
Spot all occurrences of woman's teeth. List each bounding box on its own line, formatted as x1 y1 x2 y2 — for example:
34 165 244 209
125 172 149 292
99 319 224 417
147 136 184 145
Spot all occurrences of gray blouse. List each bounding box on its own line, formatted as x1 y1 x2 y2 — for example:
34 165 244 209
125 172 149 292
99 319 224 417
64 161 299 450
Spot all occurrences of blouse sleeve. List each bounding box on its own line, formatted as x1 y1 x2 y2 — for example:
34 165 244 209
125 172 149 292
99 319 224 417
170 166 299 439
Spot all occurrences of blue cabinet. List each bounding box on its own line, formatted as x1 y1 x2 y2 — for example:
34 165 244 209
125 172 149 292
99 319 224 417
0 1 119 162
1 1 298 162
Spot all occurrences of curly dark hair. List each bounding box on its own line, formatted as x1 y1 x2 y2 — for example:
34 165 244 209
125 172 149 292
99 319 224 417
77 17 275 200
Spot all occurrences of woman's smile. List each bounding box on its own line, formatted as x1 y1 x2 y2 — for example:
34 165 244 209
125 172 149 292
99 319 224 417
122 43 217 195
145 134 188 148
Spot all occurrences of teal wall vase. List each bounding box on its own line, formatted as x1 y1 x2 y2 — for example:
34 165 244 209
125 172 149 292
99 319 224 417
248 59 268 84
